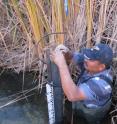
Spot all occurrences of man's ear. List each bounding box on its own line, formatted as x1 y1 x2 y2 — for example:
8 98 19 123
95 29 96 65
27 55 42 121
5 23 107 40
99 64 106 71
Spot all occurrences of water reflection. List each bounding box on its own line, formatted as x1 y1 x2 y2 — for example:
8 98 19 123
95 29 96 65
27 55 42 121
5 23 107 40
0 71 111 124
0 71 48 124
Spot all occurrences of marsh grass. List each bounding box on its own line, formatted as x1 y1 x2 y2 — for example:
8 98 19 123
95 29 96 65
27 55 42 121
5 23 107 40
0 0 117 123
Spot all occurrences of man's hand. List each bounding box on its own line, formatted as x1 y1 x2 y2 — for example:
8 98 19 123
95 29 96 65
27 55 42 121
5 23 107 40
54 44 73 65
50 50 66 68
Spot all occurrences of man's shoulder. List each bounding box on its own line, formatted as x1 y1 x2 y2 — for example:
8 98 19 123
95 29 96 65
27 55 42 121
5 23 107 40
88 76 112 94
92 68 113 85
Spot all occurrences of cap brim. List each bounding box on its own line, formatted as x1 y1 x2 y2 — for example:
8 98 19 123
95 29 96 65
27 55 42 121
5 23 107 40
83 48 95 60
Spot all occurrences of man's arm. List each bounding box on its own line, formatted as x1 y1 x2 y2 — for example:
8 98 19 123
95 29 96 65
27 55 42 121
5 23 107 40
58 60 86 101
50 51 86 101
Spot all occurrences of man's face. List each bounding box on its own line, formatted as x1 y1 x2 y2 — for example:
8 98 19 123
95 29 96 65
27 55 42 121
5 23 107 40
84 59 105 73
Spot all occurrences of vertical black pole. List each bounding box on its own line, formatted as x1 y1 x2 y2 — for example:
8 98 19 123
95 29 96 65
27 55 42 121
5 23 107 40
46 50 64 124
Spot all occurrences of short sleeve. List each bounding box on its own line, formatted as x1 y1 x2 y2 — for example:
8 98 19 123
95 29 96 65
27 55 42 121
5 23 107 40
79 83 97 101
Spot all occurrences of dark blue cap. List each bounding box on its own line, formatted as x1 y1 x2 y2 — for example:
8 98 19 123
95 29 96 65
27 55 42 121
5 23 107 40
83 43 113 65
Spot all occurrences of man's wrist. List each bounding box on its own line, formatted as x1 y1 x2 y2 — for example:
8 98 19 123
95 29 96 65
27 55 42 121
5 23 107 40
58 59 67 69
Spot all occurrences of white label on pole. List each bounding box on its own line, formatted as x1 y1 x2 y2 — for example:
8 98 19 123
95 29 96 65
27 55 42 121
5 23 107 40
46 83 55 124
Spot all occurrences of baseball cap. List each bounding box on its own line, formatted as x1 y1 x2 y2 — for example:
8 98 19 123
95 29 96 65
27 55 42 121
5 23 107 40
83 43 113 66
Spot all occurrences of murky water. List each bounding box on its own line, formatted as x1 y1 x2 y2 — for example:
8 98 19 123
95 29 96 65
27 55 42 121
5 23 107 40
0 71 48 124
0 70 112 124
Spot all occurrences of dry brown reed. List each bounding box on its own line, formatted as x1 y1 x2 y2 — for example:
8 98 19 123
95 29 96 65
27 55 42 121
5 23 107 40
0 0 117 123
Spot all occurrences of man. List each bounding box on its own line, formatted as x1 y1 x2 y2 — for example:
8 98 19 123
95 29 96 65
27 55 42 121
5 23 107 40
50 43 113 124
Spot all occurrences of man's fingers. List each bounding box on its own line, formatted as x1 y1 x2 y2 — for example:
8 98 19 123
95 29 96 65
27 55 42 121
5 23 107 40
50 55 53 62
50 52 54 61
50 51 63 61
50 52 58 61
